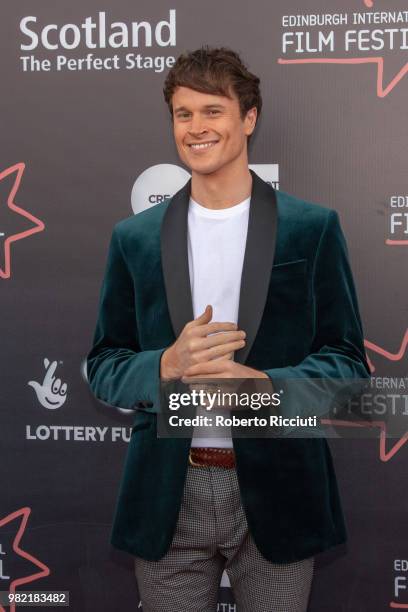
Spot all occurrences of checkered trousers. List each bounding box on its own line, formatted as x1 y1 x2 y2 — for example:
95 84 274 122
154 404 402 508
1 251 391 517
134 464 315 612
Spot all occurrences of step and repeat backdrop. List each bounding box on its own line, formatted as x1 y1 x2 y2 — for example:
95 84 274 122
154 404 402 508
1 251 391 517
1 0 407 610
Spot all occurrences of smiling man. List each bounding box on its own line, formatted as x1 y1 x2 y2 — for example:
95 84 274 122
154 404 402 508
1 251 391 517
86 47 370 611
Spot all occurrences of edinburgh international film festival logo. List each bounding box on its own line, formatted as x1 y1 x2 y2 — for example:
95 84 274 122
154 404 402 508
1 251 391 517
386 194 408 246
278 0 408 98
18 10 177 74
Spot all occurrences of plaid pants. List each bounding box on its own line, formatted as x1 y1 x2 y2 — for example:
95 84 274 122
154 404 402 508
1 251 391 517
134 464 314 612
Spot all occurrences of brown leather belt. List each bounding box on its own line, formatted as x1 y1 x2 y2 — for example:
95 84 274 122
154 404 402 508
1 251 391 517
189 447 236 469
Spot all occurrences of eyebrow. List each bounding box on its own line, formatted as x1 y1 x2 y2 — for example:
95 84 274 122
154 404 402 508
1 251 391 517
173 104 226 113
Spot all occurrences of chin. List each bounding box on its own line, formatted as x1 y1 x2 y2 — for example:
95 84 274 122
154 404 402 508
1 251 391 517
187 159 225 176
191 166 220 176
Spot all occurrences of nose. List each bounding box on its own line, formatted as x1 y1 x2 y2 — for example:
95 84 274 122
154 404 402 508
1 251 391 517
188 113 207 136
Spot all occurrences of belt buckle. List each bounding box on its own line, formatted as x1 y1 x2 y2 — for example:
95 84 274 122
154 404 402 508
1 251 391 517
189 449 204 467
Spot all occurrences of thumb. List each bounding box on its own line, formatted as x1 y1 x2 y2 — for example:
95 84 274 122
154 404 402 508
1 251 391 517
28 380 42 392
194 304 213 325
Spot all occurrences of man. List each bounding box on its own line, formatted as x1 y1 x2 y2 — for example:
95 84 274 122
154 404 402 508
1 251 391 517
86 47 370 611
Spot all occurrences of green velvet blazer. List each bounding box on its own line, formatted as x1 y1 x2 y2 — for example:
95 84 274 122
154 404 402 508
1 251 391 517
86 170 370 563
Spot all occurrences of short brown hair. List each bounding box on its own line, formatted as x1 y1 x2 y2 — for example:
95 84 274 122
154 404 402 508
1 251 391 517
163 46 262 125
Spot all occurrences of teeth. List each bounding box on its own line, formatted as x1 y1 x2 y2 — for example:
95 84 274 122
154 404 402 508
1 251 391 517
190 142 217 149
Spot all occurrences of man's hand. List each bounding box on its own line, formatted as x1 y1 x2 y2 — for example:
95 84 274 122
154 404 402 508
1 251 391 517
181 359 270 381
160 305 246 380
181 358 274 412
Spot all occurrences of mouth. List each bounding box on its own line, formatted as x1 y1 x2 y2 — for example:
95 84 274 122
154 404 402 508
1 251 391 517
187 140 219 151
45 396 60 405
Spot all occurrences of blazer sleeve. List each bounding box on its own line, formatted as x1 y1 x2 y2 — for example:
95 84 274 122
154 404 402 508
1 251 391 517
263 210 370 417
86 224 166 411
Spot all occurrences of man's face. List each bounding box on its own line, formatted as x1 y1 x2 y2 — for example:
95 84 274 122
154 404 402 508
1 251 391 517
171 86 257 176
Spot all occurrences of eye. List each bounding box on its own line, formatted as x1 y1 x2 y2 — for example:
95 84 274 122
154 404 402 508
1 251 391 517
207 110 220 115
52 379 61 393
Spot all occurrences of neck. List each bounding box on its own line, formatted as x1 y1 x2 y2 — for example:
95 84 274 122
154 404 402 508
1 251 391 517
190 159 252 210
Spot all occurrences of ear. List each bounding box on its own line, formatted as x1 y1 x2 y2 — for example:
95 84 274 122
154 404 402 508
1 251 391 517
244 107 258 136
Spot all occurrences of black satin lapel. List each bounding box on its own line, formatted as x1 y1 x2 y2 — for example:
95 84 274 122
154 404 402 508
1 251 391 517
235 170 278 364
160 178 194 338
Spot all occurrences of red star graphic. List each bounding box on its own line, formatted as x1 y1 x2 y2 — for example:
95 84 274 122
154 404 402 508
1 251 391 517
0 163 45 279
364 330 408 375
322 417 408 463
0 507 50 612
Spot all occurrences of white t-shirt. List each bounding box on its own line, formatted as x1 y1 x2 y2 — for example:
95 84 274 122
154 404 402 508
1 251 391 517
187 195 250 448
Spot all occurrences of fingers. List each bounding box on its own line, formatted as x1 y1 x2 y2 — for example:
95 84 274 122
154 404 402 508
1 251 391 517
43 360 58 387
190 304 213 326
179 309 246 380
195 322 239 336
213 351 234 361
199 330 245 349
189 306 239 336
195 339 245 363
187 305 241 337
